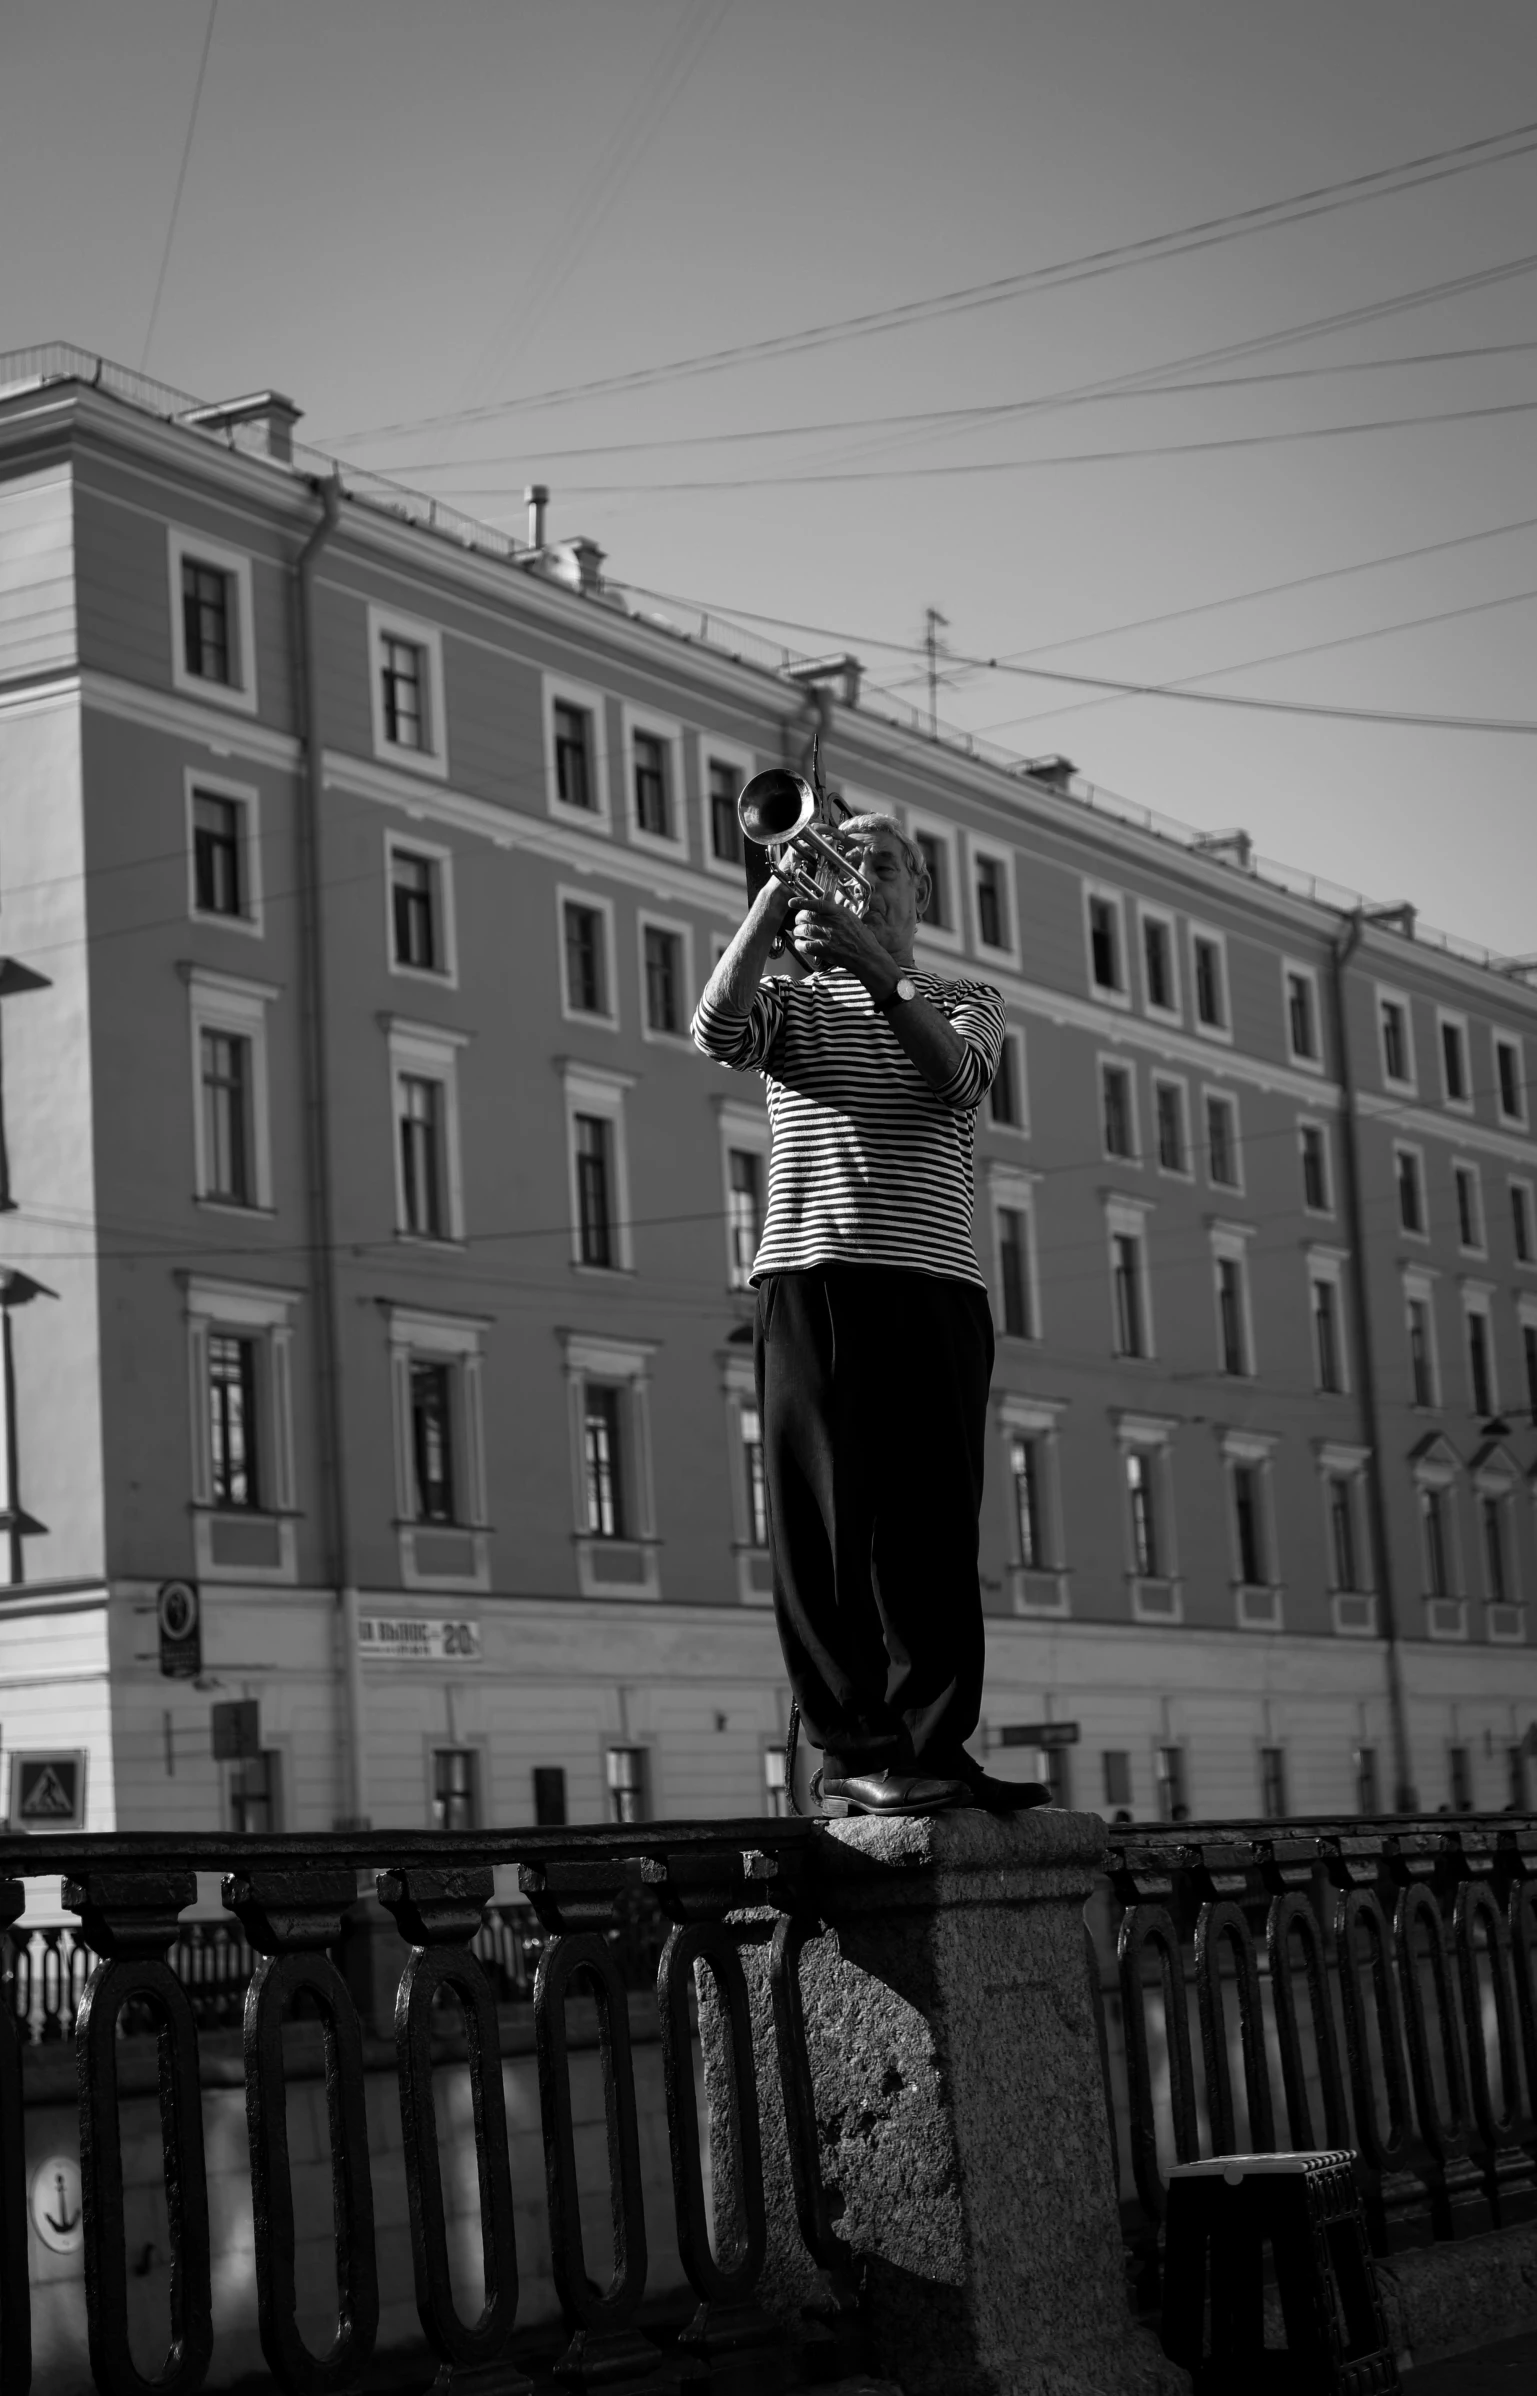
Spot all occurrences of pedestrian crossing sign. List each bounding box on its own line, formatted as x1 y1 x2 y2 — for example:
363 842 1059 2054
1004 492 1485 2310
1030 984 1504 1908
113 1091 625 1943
9 1751 86 1832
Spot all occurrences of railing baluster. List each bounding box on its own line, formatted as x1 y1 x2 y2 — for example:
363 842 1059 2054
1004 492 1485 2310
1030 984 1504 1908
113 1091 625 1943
224 1868 378 2395
1193 1898 1274 2155
0 1882 30 2396
66 1868 214 2396
1395 1878 1478 2236
377 1863 529 2395
1454 1876 1533 2224
1265 1890 1350 2152
1116 1901 1199 2223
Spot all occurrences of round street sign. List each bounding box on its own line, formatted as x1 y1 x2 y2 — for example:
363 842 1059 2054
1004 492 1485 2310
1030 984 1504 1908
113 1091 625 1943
30 2155 83 2254
157 1581 199 1643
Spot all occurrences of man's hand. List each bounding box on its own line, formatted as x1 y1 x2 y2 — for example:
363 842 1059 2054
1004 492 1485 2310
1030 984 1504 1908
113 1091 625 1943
790 897 898 1000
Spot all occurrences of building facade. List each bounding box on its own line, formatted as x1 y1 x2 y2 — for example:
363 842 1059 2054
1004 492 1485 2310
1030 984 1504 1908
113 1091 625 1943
0 348 1534 1841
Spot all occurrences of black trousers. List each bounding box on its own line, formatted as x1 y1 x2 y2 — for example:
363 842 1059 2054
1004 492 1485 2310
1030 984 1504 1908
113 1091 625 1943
753 1264 993 1774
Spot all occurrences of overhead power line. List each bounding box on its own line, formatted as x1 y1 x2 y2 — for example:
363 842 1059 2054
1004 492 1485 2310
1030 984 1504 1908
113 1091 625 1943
139 0 219 374
320 117 1537 446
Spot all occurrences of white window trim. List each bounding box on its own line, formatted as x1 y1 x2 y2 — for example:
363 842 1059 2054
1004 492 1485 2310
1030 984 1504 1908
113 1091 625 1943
383 828 458 988
1462 1281 1499 1416
1083 881 1130 1009
1375 984 1417 1095
1114 1410 1181 1621
1282 958 1324 1073
1316 1439 1374 1629
1151 1072 1192 1181
1201 1084 1244 1195
1412 1439 1464 1612
719 1347 772 1604
1394 1140 1429 1242
384 1016 468 1244
1494 1033 1528 1130
1298 1116 1334 1218
987 1025 1030 1137
1137 902 1182 1025
1471 1457 1519 1620
1105 1192 1157 1361
1452 1158 1486 1258
183 1273 300 1583
1220 1427 1282 1628
1402 1265 1443 1409
698 734 757 885
906 808 964 956
1098 1052 1141 1166
1436 1008 1473 1114
1210 1219 1257 1378
1509 1176 1536 1272
366 604 448 779
561 1058 636 1273
384 1303 492 1592
167 525 258 714
621 702 688 860
555 884 619 1032
989 1163 1043 1343
998 1391 1069 1615
964 832 1021 969
184 964 277 1212
635 908 697 1046
562 1329 662 1601
1307 1244 1351 1396
185 767 263 936
543 673 612 830
715 1097 770 1294
1189 921 1233 1044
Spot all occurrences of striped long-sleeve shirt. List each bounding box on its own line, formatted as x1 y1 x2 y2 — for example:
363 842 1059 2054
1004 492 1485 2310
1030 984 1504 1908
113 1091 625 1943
691 965 1007 1287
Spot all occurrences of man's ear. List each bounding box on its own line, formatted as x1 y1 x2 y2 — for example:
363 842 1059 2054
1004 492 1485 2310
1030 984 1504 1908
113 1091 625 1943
913 865 933 919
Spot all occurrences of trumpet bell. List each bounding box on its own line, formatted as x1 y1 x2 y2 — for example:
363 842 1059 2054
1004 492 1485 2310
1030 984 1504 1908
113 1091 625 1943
737 769 817 849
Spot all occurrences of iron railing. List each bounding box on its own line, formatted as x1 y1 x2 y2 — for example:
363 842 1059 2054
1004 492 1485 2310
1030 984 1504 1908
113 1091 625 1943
1098 1810 1537 2305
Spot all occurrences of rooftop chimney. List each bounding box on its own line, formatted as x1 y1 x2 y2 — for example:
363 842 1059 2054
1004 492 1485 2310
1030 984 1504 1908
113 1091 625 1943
1192 828 1254 872
543 536 606 597
1021 753 1076 791
179 390 302 464
786 653 863 709
525 483 549 548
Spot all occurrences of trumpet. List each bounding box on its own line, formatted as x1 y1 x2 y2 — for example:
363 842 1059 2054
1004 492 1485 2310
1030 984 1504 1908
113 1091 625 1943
736 769 869 917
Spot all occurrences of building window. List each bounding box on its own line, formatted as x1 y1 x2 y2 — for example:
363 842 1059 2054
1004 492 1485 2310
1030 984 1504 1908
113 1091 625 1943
230 1751 280 1836
200 1030 253 1205
1422 1485 1453 1597
1448 1745 1473 1812
1467 1307 1495 1419
1354 1745 1380 1814
169 530 256 710
606 1745 649 1825
564 902 608 1017
916 834 949 929
763 1746 790 1818
193 792 244 917
1523 1314 1537 1415
431 1749 477 1832
1087 892 1124 994
975 854 1008 950
533 1766 568 1826
1259 1747 1288 1818
1232 1463 1267 1585
554 701 595 810
1407 1294 1437 1407
727 1148 763 1289
740 1402 768 1547
1312 1269 1345 1393
1495 1035 1526 1126
1379 996 1412 1088
1481 1492 1510 1605
1153 1079 1187 1175
997 1202 1036 1338
1142 914 1176 1013
575 1115 615 1268
708 758 743 864
584 1386 626 1537
1327 1475 1360 1590
633 730 671 839
390 848 443 973
1127 1450 1160 1577
399 1075 446 1238
1440 1016 1469 1104
643 925 683 1034
1103 1751 1133 1812
1102 1062 1136 1160
1453 1163 1484 1253
1192 933 1226 1031
381 635 426 750
1217 1256 1248 1376
1204 1093 1240 1188
1011 1435 1045 1568
208 1332 260 1508
1112 1232 1146 1358
1300 1123 1331 1214
182 558 233 684
1396 1147 1425 1236
1156 1745 1187 1821
369 608 446 772
989 1031 1025 1128
1286 968 1319 1063
1511 1181 1534 1265
410 1359 456 1522
1508 1746 1531 1811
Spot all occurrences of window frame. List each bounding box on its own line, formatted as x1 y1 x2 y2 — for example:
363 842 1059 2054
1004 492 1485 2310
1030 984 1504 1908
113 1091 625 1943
635 908 696 1046
987 1025 1030 1135
1105 1194 1156 1361
1307 1245 1351 1397
1098 1054 1140 1165
1508 1175 1535 1270
384 1302 491 1591
167 526 259 714
1472 1456 1519 1625
620 703 687 859
1210 1220 1257 1379
385 1017 469 1245
1494 1033 1528 1129
1188 921 1232 1044
1201 1086 1243 1193
562 1060 635 1273
720 1347 773 1604
906 809 964 955
555 884 618 1031
1402 1267 1442 1410
1281 958 1323 1072
1150 1073 1191 1181
184 965 276 1213
1317 1440 1374 1635
185 768 263 936
183 1273 298 1584
1394 1140 1428 1241
1437 1008 1473 1113
1412 1444 1465 1629
714 1097 771 1294
1221 1428 1281 1629
998 1392 1069 1616
542 673 612 829
383 829 458 987
1375 985 1417 1094
1083 882 1130 1009
1298 1117 1334 1218
562 1330 661 1600
989 1164 1042 1344
1462 1282 1499 1418
964 834 1021 969
365 604 448 778
1115 1410 1181 1622
1451 1158 1486 1258
698 734 757 884
1137 903 1182 1024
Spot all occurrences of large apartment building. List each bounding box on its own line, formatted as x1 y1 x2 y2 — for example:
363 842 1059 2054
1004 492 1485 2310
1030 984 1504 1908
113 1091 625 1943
0 346 1533 1840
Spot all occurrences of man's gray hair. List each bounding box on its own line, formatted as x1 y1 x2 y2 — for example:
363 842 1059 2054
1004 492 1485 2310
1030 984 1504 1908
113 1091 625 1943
836 811 928 885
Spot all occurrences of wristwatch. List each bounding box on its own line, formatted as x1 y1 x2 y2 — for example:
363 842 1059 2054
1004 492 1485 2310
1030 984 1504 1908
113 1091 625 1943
876 975 917 1016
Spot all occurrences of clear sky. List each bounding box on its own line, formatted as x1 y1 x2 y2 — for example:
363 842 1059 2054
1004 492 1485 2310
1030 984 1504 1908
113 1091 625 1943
4 0 1537 955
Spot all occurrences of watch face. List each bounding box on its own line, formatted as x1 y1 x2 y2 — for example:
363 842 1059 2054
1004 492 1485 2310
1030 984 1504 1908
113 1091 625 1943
897 976 916 1001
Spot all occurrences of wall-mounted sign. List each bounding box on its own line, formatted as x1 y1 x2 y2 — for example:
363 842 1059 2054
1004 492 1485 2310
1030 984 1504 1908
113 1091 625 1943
211 1700 260 1761
997 1722 1080 1750
157 1579 201 1679
30 2155 83 2254
9 1751 87 1832
358 1616 482 1663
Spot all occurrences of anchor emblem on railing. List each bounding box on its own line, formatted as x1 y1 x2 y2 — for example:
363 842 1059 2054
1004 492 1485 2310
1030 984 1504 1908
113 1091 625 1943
30 2154 83 2254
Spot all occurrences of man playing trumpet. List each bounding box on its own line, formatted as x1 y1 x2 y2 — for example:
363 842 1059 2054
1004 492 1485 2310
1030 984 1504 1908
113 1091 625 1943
692 804 1046 1816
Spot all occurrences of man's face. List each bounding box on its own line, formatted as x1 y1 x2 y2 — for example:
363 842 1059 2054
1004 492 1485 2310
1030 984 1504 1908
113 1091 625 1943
837 827 928 947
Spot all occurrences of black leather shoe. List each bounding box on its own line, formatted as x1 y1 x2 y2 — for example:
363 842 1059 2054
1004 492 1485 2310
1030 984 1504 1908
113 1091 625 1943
931 1754 1054 1812
816 1766 970 1816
